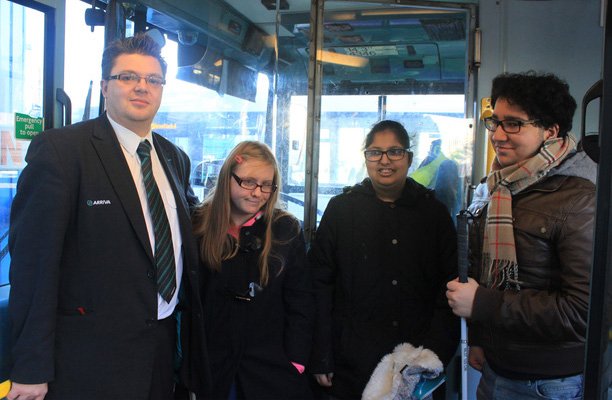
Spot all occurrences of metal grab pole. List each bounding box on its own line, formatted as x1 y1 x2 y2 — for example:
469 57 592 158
457 211 470 400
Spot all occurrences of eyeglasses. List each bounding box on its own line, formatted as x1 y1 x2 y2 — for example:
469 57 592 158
106 73 166 87
483 117 540 134
231 173 277 193
364 148 409 162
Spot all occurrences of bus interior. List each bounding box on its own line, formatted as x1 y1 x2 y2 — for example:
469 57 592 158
1 0 610 398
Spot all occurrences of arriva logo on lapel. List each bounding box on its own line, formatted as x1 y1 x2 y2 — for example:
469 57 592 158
86 199 112 206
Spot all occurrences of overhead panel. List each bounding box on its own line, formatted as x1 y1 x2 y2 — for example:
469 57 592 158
138 0 468 95
279 7 466 92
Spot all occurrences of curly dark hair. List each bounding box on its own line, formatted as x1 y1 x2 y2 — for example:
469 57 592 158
101 32 167 80
364 120 410 149
491 71 577 137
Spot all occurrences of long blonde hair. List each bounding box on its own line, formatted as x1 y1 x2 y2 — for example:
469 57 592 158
193 141 287 286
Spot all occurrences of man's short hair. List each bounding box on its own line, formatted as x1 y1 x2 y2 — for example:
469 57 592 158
101 32 167 80
491 71 577 137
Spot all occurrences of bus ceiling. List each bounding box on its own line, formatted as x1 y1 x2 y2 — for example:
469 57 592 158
106 0 468 96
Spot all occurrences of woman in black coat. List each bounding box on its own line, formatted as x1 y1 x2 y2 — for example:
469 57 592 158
193 141 314 399
309 120 459 399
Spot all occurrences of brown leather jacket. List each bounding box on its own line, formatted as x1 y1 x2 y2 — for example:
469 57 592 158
467 154 596 380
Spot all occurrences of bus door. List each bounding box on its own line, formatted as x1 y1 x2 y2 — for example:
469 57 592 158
281 2 479 398
0 0 57 390
286 1 478 237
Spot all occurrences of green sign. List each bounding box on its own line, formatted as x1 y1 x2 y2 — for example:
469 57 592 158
15 112 44 140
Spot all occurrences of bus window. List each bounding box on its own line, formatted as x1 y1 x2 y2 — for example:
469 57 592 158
287 2 472 223
64 0 105 124
154 37 272 202
133 0 473 225
387 94 470 219
0 0 47 284
0 0 50 387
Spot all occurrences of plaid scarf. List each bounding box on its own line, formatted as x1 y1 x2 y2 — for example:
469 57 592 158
482 135 576 290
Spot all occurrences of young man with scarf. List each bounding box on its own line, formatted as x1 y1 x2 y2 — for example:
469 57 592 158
446 71 597 399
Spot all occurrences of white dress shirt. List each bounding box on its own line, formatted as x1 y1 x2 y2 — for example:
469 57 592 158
108 114 183 319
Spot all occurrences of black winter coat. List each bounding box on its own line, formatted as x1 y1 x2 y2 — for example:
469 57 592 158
201 212 315 399
8 116 208 399
309 178 459 399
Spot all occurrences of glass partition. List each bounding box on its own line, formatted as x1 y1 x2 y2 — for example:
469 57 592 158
154 38 272 201
64 0 105 123
0 0 46 286
0 0 50 385
149 1 312 220
148 0 473 226
313 1 472 222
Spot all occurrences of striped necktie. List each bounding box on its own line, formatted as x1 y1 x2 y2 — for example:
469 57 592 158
137 140 176 303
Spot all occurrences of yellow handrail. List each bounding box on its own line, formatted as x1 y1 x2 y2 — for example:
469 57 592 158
0 379 11 398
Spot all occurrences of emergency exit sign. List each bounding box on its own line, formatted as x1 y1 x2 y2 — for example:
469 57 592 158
15 113 43 140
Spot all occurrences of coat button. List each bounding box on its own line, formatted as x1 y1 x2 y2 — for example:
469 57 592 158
145 319 156 326
392 321 399 327
392 279 398 285
540 227 547 233
147 269 155 279
391 239 398 245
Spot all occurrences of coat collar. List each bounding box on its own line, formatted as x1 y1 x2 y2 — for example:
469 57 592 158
346 177 432 207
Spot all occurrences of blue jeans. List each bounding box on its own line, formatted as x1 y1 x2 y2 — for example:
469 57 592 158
477 361 583 400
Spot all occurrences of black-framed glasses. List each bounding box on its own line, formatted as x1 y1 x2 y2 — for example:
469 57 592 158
106 73 166 87
364 148 410 162
231 173 277 193
483 117 539 134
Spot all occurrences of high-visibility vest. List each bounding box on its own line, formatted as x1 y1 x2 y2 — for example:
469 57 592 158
410 153 448 187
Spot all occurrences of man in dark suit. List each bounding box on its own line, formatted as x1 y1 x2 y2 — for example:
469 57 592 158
7 33 207 400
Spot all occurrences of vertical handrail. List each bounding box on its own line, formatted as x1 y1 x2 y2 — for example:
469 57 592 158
56 88 72 127
583 2 612 398
303 0 324 246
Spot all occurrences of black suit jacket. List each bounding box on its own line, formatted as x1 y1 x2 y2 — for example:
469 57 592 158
8 114 209 399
